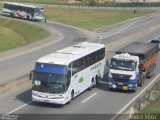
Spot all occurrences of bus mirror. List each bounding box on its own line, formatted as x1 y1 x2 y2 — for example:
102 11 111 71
29 70 34 80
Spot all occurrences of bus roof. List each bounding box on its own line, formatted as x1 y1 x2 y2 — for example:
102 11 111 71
4 2 43 9
37 42 105 65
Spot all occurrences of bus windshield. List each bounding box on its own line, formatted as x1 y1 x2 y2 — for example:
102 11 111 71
110 58 135 71
33 72 67 94
32 63 68 94
34 8 43 17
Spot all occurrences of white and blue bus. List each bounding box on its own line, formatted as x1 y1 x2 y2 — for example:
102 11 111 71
31 42 106 105
2 2 44 21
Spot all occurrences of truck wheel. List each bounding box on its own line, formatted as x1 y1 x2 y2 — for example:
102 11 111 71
138 74 144 87
152 64 156 76
138 79 142 87
147 67 152 79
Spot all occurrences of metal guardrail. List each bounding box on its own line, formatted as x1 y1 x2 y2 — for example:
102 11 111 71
112 75 160 120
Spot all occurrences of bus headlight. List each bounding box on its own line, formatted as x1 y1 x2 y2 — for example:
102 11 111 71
55 96 65 99
54 95 65 99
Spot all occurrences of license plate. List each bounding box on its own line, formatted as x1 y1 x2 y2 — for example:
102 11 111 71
118 82 123 85
122 86 128 90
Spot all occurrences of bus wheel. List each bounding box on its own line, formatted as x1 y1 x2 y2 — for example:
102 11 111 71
27 15 30 20
10 12 14 17
68 91 74 104
95 75 100 85
93 78 97 87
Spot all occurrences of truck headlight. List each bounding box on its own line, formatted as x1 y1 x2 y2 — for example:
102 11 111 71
108 73 112 78
128 84 133 87
130 75 135 80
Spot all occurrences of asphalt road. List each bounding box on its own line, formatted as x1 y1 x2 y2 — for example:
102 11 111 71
0 12 160 120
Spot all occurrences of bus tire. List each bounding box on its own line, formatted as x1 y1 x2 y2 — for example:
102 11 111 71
27 15 30 20
68 90 74 104
10 12 14 17
95 75 99 85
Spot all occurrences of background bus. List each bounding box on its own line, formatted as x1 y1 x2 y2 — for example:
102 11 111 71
2 2 44 21
30 42 106 105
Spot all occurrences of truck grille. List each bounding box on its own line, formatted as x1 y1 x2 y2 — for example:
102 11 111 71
111 73 131 82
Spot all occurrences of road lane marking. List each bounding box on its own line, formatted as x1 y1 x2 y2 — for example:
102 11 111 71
98 21 137 41
7 101 32 114
81 92 98 104
111 73 160 120
98 13 160 41
8 92 98 114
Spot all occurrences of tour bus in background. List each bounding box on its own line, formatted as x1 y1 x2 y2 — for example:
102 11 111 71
30 42 105 105
2 2 44 21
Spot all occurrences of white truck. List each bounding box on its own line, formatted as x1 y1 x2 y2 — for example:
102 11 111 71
108 42 158 91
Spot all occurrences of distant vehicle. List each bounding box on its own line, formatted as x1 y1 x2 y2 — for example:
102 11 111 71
108 42 158 92
2 2 44 21
30 42 106 105
150 37 160 50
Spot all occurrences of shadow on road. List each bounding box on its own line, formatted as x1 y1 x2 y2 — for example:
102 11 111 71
15 88 64 108
31 102 64 108
15 88 32 104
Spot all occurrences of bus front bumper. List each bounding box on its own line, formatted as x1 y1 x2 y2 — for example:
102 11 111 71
32 95 67 105
32 91 67 105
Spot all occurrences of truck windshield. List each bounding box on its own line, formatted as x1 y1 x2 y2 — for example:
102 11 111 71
110 58 135 71
32 72 67 94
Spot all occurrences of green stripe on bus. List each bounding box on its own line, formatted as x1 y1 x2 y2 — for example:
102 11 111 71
79 77 84 83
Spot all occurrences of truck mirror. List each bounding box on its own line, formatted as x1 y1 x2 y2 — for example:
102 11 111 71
29 70 34 80
138 63 142 69
106 60 110 67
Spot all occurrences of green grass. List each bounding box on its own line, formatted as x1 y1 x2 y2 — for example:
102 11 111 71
139 96 160 114
0 17 50 52
45 8 155 30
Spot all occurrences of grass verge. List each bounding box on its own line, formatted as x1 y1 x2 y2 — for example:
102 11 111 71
139 95 160 114
0 17 50 52
45 8 155 30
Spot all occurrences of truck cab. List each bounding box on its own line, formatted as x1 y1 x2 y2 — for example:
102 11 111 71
108 53 139 91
